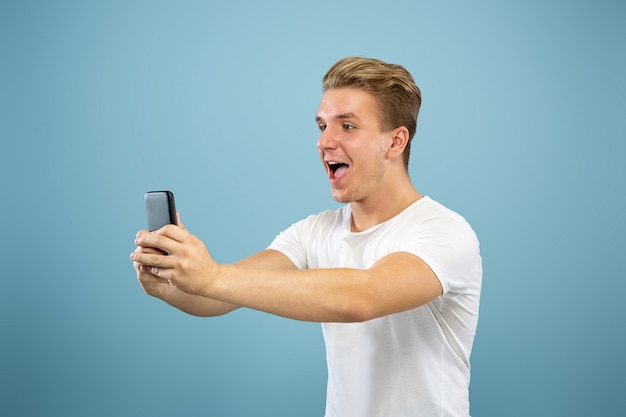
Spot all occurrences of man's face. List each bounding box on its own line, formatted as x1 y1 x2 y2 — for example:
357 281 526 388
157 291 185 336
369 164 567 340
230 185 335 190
315 87 390 204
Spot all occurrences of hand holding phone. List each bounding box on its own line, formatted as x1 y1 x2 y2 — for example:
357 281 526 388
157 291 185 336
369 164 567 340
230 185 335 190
145 191 177 231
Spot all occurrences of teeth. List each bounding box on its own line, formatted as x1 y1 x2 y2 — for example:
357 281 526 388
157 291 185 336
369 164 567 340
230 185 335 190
327 160 347 175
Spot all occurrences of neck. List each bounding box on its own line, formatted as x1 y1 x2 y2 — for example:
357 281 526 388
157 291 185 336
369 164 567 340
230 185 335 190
349 179 422 232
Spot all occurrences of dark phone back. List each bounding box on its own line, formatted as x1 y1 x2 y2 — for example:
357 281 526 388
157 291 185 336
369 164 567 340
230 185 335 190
145 191 177 231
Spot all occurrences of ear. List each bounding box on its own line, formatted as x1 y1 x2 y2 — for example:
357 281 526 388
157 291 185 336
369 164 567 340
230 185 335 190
387 126 410 160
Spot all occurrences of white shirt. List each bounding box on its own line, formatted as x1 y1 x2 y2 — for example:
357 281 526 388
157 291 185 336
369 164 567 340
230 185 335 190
268 197 482 417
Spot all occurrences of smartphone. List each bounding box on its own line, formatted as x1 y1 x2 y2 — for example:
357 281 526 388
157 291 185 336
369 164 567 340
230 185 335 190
145 191 177 231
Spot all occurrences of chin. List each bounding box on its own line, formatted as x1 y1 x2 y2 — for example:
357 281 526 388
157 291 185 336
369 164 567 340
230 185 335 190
330 189 356 204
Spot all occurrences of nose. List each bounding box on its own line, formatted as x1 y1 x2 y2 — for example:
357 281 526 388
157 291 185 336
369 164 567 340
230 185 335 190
317 127 337 152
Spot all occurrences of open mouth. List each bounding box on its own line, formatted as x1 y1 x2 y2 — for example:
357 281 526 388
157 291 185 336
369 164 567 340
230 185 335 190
327 161 349 180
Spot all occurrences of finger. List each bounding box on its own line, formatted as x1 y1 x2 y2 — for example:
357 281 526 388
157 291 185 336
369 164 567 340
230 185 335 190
137 264 173 285
157 222 188 243
130 250 171 269
135 231 178 254
177 212 186 230
137 264 165 279
131 244 162 258
133 230 168 255
147 265 173 282
135 245 167 255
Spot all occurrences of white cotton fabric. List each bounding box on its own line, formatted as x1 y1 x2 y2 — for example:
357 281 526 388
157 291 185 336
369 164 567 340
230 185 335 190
268 197 482 417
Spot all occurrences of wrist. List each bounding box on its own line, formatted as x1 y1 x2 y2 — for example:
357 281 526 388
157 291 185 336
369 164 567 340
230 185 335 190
199 261 224 298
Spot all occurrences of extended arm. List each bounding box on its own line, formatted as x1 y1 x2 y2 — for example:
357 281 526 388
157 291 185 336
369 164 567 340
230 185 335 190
208 251 442 322
132 224 443 322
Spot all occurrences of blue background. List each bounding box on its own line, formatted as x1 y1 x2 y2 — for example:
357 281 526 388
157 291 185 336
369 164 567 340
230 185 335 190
1 1 624 416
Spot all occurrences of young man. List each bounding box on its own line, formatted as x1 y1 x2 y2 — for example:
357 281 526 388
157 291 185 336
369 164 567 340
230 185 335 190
131 57 482 417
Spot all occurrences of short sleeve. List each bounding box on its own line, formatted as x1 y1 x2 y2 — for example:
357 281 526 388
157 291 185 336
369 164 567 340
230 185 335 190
399 214 481 296
267 220 308 270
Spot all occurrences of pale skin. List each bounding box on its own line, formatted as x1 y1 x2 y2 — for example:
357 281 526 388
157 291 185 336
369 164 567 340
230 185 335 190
131 87 443 323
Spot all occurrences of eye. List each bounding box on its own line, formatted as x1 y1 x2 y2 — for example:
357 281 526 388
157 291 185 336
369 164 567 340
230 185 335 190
343 123 355 130
318 123 327 132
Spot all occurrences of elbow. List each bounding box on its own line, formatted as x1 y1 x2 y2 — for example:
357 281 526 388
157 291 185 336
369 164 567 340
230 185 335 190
336 298 380 323
328 271 384 323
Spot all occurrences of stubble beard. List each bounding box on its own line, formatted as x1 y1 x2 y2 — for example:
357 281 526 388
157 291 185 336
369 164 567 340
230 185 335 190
332 151 386 205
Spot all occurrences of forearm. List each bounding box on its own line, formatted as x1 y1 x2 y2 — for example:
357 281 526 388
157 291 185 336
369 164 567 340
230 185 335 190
164 287 238 317
205 264 372 323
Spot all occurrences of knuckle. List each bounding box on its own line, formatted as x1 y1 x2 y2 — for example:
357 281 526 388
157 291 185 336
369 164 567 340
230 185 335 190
172 258 184 271
158 225 174 237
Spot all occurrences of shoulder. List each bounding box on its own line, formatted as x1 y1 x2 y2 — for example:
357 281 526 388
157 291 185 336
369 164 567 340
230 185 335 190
412 196 465 220
270 205 349 247
400 197 482 293
295 205 350 233
268 205 349 269
408 197 477 238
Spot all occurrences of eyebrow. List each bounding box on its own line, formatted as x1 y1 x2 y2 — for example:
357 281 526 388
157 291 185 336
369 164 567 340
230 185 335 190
315 112 360 123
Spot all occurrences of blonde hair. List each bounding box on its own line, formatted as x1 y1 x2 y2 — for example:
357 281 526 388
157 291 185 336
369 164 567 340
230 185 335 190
322 56 422 169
